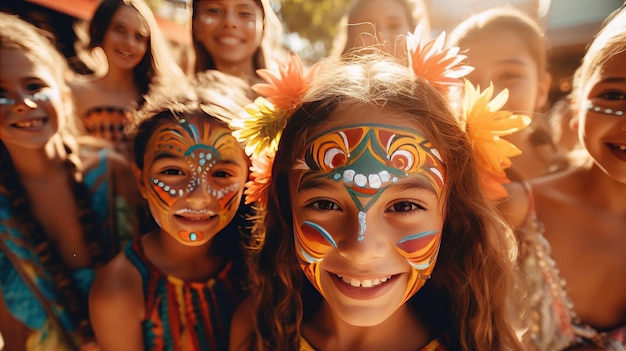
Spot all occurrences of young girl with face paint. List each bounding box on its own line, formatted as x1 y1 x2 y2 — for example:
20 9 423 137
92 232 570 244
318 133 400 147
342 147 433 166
448 7 567 180
0 14 139 351
227 40 526 349
88 75 253 351
70 0 185 158
502 5 626 350
191 0 286 85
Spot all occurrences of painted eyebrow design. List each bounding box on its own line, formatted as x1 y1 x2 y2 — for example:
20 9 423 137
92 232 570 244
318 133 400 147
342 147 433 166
297 177 339 193
296 173 438 194
152 153 182 163
385 175 438 194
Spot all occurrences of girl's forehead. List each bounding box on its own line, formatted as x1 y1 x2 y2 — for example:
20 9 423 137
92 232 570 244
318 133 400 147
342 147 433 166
0 49 57 85
198 0 262 7
112 5 149 33
148 116 232 142
316 104 427 136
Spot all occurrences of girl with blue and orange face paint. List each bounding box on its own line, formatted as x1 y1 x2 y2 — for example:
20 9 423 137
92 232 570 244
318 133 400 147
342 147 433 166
88 74 254 351
140 114 246 245
292 123 446 311
229 45 528 349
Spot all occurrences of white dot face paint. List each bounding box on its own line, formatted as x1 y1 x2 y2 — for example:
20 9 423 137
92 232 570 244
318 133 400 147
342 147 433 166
141 114 248 246
0 49 66 151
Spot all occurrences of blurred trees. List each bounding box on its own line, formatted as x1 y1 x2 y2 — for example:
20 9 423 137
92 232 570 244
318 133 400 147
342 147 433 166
275 0 353 61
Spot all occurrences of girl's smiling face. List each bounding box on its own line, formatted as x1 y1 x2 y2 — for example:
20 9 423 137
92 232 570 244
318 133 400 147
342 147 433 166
578 50 626 183
101 5 149 71
139 114 248 246
290 105 446 326
193 0 264 69
0 48 67 150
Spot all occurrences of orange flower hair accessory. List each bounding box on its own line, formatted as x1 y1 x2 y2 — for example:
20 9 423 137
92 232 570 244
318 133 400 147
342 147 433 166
244 149 273 206
407 25 474 95
461 80 531 200
229 54 321 205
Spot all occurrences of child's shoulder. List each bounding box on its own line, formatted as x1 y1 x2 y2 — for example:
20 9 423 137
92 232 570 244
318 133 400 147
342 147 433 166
77 138 132 174
499 181 532 229
91 248 144 309
229 297 255 351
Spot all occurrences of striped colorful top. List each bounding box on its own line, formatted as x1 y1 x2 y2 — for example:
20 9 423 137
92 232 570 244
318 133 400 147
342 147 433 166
81 106 134 158
125 239 243 351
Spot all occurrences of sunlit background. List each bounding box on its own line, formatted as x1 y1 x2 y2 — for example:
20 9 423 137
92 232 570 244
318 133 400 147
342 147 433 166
2 0 623 103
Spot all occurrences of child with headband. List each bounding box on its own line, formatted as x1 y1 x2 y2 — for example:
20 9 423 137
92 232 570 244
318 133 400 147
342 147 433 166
228 28 528 350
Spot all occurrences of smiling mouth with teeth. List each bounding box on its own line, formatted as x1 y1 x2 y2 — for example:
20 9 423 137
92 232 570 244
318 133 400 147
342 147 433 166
12 119 45 128
176 214 213 221
115 49 134 59
609 144 626 152
336 274 394 288
174 208 215 221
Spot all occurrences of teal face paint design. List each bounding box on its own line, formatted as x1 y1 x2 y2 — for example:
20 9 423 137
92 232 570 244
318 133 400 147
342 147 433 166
296 123 445 241
292 123 446 299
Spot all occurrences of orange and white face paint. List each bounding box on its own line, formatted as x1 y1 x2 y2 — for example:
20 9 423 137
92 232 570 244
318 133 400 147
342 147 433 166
140 114 248 246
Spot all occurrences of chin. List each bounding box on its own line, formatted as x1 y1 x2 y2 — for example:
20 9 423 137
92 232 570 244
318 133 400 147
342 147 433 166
336 306 397 328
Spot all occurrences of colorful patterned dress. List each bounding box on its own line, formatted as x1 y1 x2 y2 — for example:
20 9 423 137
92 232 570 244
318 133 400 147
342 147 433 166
81 106 134 158
125 238 244 351
0 147 137 350
519 183 626 350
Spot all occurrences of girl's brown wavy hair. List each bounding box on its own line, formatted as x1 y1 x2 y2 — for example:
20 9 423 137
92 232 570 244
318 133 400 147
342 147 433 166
245 56 524 351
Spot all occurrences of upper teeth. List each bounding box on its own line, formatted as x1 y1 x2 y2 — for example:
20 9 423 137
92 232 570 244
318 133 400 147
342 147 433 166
14 120 44 128
337 275 392 288
618 145 626 151
176 208 212 215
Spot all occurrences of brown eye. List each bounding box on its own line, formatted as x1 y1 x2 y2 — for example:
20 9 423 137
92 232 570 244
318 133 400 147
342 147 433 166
309 200 340 211
162 168 184 175
386 201 424 213
600 90 626 101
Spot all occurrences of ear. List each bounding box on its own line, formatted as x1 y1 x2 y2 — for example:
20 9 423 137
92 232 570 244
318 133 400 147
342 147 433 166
132 163 148 199
61 88 74 117
535 72 552 111
570 116 579 130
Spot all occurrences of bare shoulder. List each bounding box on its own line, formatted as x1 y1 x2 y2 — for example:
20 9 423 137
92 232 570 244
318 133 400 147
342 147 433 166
90 250 144 325
68 77 97 116
77 141 131 171
529 168 580 206
229 297 255 351
90 250 145 350
499 181 531 229
91 251 142 302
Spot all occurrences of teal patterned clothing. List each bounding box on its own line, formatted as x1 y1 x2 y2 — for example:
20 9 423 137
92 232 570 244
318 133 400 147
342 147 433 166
0 145 138 350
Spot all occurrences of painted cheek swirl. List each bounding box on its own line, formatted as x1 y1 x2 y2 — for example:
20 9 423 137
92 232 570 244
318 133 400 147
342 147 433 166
396 230 442 302
294 219 338 294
